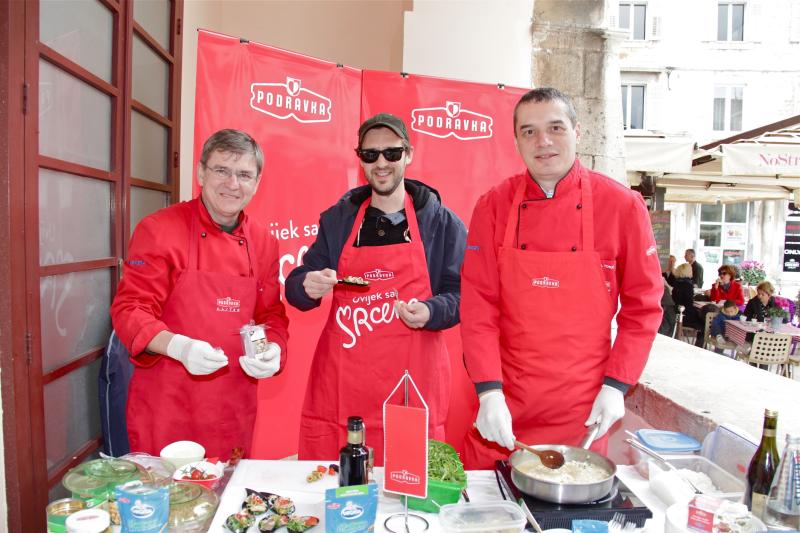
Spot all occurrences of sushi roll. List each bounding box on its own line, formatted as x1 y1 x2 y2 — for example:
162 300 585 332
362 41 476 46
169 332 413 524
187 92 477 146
258 513 289 532
225 510 255 533
246 488 279 507
287 516 320 533
271 496 296 515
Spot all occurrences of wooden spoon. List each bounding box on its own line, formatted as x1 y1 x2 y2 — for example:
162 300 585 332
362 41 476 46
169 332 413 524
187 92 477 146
515 440 565 470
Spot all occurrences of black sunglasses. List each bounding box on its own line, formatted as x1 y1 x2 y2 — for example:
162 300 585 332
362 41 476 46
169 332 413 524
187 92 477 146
355 147 406 163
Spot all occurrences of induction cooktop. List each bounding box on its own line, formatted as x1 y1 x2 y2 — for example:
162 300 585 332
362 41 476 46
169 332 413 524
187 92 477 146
495 460 652 531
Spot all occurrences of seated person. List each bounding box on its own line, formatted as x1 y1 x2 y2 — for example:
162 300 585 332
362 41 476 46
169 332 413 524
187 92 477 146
662 254 677 284
659 277 676 336
743 281 784 322
671 263 701 329
710 300 742 345
707 264 744 305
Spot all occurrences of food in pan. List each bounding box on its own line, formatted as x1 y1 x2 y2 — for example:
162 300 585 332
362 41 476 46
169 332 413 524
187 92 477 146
225 509 254 532
258 513 289 532
287 515 320 533
517 458 610 484
271 496 296 515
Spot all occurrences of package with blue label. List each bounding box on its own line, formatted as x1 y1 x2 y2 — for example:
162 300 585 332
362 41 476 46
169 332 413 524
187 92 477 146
325 483 378 533
114 480 169 533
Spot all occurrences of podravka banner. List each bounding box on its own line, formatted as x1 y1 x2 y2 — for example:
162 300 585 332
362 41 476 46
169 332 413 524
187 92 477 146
194 30 363 458
360 70 528 449
195 30 530 458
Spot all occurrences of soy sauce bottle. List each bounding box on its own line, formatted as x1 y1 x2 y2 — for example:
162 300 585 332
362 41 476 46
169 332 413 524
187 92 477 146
339 416 369 487
745 409 779 519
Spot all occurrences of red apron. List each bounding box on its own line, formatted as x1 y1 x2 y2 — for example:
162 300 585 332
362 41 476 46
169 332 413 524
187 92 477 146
298 193 449 465
462 175 615 469
126 202 260 460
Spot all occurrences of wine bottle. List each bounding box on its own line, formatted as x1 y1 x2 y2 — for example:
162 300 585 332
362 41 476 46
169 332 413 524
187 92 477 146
339 416 369 487
745 409 779 519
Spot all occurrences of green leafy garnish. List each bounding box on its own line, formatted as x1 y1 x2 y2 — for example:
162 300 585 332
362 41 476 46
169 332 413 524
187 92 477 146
427 440 466 483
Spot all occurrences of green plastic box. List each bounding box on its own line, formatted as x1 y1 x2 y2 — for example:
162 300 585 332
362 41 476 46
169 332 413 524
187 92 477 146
407 440 467 513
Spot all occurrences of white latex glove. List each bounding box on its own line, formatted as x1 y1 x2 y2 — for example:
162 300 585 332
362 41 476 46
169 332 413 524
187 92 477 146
584 384 625 438
475 390 515 450
166 334 228 375
239 342 281 379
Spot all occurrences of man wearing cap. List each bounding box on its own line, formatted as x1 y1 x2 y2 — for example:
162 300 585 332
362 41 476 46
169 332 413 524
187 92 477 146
286 113 466 464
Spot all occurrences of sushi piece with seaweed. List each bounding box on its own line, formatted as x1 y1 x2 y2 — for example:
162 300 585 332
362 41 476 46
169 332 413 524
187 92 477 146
258 513 290 532
287 516 320 533
225 509 255 533
271 496 296 515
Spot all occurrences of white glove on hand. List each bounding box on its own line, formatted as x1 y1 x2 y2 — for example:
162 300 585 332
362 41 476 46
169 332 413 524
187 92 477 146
166 334 228 375
239 342 281 379
584 384 626 438
476 390 515 451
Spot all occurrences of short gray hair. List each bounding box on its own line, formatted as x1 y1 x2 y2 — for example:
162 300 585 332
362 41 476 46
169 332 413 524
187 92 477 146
200 129 264 176
513 87 578 131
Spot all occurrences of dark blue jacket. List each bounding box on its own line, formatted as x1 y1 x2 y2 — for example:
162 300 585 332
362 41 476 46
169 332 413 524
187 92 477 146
710 310 741 337
285 179 466 330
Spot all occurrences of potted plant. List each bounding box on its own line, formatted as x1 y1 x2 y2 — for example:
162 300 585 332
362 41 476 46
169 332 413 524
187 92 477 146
739 260 766 287
767 306 788 330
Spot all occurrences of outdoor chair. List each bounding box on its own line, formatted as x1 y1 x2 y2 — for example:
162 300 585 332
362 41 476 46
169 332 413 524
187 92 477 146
675 305 699 345
735 332 792 374
703 311 737 357
784 353 800 379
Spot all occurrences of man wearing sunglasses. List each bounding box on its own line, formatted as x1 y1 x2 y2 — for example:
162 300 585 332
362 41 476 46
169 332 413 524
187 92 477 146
285 113 467 465
459 88 663 469
109 129 289 460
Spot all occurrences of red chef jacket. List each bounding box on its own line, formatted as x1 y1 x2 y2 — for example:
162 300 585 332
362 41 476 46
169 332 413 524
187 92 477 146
110 198 289 458
460 161 662 445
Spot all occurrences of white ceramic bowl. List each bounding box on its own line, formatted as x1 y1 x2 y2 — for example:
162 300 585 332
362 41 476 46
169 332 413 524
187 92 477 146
159 440 205 469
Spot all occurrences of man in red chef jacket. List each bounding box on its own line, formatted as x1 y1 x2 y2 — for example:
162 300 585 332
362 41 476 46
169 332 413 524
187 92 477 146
110 129 289 460
460 88 662 468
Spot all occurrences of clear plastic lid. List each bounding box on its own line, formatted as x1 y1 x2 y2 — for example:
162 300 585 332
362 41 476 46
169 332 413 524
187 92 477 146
62 459 151 500
439 501 526 533
167 481 219 531
65 509 110 533
637 429 701 453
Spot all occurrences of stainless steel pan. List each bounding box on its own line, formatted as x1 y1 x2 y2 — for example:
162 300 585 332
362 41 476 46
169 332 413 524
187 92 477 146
509 423 617 504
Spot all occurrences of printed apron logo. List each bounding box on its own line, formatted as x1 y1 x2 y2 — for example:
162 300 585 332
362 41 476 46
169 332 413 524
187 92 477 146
216 296 241 313
250 77 332 123
531 276 560 288
363 268 395 281
389 469 421 485
336 291 415 349
411 101 493 141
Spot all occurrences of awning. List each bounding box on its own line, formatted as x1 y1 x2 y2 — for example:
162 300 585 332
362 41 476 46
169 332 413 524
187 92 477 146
624 115 800 203
624 136 695 173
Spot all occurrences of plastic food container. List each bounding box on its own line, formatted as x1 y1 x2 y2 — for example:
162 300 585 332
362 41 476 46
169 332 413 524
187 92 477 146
637 430 702 453
700 424 757 483
62 458 152 511
654 455 745 500
166 480 219 532
46 498 86 533
120 452 176 485
439 501 526 533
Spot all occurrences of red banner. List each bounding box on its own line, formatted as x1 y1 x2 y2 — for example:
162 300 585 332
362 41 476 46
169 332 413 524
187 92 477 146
194 30 528 458
383 373 429 498
194 30 363 457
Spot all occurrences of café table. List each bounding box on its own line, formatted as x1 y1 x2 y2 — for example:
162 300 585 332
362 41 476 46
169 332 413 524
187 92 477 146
724 320 800 348
207 460 663 532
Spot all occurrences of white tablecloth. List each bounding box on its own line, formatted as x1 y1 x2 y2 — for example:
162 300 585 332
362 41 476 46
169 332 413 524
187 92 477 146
207 461 667 532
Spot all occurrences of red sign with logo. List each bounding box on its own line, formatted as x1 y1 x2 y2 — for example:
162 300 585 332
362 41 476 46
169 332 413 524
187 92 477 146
194 30 529 459
383 375 428 498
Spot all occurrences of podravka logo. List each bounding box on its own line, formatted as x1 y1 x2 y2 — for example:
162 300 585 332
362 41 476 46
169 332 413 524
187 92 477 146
249 77 332 123
389 469 421 485
411 101 493 141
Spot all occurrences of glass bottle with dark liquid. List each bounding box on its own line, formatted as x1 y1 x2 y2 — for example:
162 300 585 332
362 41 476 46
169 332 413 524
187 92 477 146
745 408 779 519
339 416 369 487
